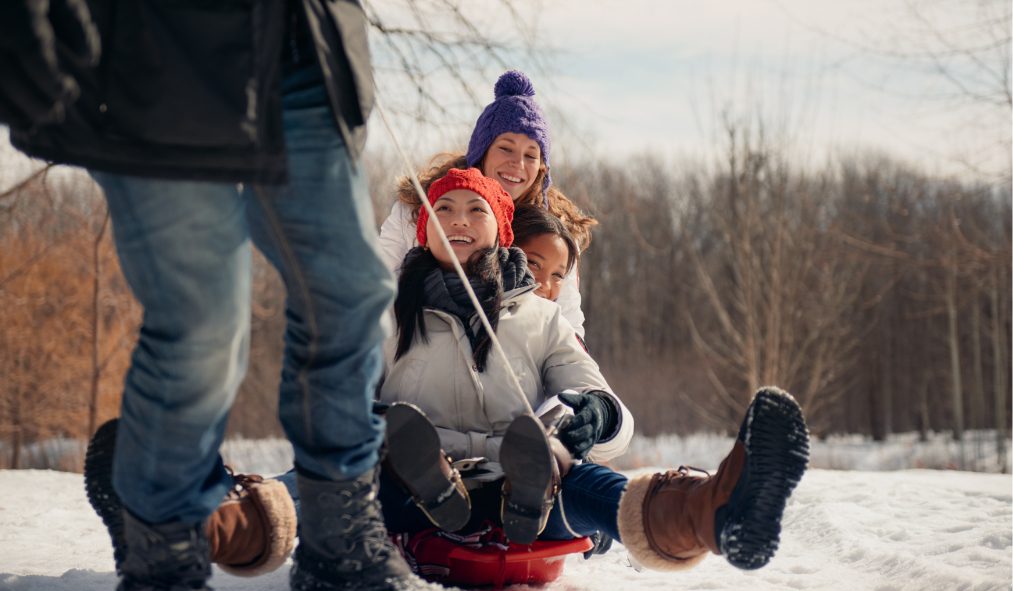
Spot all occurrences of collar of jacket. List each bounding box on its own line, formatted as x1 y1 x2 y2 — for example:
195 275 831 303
423 283 538 332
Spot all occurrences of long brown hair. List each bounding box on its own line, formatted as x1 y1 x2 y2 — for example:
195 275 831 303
395 152 598 251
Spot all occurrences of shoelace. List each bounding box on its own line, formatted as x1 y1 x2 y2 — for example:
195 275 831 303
654 465 712 486
315 479 393 567
223 466 264 501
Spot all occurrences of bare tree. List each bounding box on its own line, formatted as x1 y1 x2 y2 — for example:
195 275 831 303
363 0 545 151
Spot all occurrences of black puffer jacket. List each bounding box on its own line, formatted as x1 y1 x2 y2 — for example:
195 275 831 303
11 0 373 185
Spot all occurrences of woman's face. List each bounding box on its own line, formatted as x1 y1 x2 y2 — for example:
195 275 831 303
427 189 498 270
481 132 541 201
519 233 570 301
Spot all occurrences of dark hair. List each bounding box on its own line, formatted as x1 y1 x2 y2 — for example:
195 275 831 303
394 247 504 372
511 205 579 274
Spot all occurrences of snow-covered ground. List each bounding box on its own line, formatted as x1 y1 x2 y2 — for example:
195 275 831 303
1 466 1009 591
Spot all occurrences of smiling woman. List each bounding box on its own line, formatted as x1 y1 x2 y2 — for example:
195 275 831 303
378 70 597 338
427 191 500 269
481 132 542 200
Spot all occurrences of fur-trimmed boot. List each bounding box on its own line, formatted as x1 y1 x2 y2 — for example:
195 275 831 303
85 419 297 578
383 403 471 532
206 470 297 577
618 387 809 571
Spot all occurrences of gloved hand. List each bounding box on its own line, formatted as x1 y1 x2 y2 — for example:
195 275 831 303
556 391 617 459
583 531 614 559
0 0 100 130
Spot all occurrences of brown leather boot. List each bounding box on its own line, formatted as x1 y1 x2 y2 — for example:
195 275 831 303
500 414 561 544
548 436 574 479
618 387 809 572
384 403 471 532
540 407 575 479
206 470 297 577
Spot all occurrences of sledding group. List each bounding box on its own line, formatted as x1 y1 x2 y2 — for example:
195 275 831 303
3 2 810 590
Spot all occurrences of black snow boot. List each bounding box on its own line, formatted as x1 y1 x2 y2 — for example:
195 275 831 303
289 467 443 591
118 511 212 591
84 418 127 573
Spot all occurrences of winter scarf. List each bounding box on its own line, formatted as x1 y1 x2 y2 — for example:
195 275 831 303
422 247 533 362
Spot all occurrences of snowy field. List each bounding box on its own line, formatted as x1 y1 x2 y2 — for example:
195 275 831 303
1 465 1010 591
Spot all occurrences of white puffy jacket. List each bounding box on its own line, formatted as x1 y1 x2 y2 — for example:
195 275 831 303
378 200 587 337
378 285 632 479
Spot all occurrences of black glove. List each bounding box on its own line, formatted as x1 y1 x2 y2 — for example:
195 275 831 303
583 531 614 559
0 0 100 130
557 391 618 459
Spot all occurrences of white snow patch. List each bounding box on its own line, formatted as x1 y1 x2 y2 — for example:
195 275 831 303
0 468 1009 590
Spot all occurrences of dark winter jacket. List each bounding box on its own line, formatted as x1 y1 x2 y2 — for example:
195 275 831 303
10 0 373 185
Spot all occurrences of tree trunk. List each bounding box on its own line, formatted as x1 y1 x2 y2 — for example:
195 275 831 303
918 373 930 443
945 263 965 468
970 296 985 460
87 211 110 437
881 321 894 438
990 268 1008 473
11 382 21 469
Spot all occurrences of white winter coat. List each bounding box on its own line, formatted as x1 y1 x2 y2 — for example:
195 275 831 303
378 284 632 480
378 200 587 337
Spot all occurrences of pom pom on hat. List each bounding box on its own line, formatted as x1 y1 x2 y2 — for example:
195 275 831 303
466 70 552 202
417 168 516 249
494 70 536 98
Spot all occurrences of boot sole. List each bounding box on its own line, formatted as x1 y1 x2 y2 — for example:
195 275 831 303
718 387 810 570
385 404 470 532
500 414 554 545
83 418 126 572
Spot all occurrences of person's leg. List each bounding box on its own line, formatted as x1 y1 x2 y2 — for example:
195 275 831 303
85 173 251 590
378 469 446 534
95 172 250 525
245 63 412 590
383 403 471 531
245 89 392 484
618 387 809 572
539 462 627 542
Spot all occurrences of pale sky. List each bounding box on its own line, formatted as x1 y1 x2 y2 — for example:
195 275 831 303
369 0 1012 183
1 1 1007 188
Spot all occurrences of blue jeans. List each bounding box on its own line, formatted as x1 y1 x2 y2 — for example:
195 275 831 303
94 64 394 525
373 463 628 543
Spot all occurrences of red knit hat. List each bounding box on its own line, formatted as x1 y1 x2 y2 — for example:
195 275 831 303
417 167 515 248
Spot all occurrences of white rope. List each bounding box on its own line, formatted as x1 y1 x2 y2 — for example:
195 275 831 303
373 95 536 419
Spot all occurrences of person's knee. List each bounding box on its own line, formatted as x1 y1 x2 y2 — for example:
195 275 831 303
129 317 251 410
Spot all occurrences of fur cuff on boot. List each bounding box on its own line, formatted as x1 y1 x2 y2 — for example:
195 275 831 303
617 473 708 572
218 479 297 577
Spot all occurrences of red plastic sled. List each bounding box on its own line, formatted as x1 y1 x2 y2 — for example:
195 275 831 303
392 524 593 588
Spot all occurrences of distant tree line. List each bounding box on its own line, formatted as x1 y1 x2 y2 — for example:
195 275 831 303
1 126 1009 471
555 124 1011 473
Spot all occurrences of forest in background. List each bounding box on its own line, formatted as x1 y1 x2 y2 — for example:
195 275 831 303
1 119 1009 472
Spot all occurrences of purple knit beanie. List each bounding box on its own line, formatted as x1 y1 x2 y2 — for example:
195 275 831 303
466 70 552 205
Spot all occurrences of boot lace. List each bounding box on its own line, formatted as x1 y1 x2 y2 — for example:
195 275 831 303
314 476 392 572
654 465 712 486
224 466 263 501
